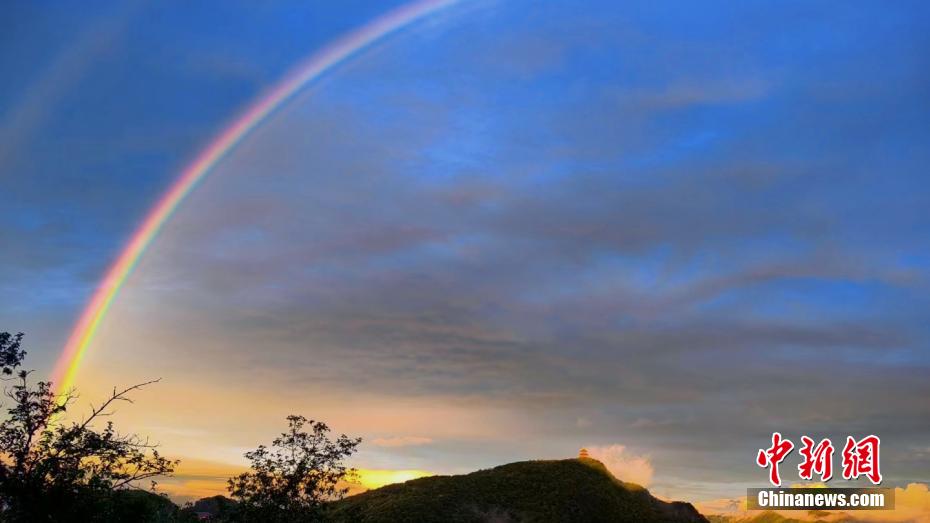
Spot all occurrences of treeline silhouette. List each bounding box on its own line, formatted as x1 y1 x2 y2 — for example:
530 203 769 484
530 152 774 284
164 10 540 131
0 332 361 522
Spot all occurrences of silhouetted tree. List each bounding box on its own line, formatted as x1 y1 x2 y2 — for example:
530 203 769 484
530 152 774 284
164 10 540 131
0 332 178 521
0 332 24 374
226 415 361 522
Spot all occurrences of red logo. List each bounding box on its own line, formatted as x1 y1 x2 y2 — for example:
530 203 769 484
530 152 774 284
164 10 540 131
842 435 882 484
757 433 881 486
757 432 795 486
798 436 834 482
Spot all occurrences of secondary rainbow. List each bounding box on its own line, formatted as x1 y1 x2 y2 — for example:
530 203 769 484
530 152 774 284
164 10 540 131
51 0 460 396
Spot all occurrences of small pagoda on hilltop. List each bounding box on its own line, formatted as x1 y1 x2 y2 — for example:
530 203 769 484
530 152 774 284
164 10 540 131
578 448 590 459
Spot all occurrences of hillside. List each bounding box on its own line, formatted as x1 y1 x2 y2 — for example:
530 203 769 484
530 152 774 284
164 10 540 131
707 512 843 523
326 458 708 522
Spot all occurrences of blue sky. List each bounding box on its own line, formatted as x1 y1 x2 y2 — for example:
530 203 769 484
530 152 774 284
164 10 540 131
1 0 413 357
2 0 929 505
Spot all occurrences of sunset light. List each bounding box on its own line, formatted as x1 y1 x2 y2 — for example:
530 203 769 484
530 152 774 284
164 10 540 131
2 1 928 521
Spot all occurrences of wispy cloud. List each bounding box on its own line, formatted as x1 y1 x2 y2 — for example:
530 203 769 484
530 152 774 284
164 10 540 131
371 436 434 448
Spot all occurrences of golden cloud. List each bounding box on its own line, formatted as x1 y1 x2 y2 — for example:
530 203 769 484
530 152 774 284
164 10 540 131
585 444 654 487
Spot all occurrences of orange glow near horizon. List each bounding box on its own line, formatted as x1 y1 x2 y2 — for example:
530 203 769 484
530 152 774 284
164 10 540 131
353 469 433 490
156 458 432 503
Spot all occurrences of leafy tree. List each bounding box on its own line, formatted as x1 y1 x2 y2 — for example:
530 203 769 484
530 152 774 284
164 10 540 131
106 489 189 522
0 332 178 521
226 415 361 522
0 332 24 374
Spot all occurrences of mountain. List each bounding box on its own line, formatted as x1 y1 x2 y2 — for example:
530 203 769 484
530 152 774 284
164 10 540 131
707 511 848 523
326 457 708 522
179 495 238 520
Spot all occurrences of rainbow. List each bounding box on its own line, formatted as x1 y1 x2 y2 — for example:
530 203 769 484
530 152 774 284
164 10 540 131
51 0 460 396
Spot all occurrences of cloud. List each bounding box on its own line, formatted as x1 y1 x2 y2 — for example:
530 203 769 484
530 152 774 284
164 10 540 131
44 0 930 504
371 436 434 448
881 483 930 523
586 445 654 487
153 458 245 505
